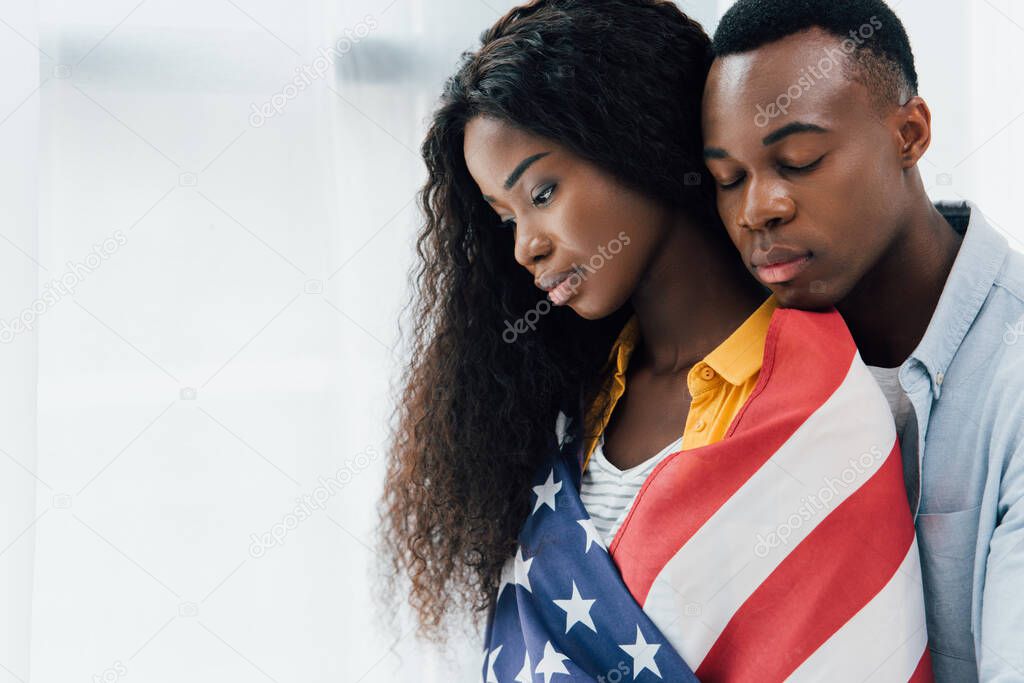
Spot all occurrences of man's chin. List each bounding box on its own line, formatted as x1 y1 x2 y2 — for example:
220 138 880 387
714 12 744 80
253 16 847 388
771 283 840 312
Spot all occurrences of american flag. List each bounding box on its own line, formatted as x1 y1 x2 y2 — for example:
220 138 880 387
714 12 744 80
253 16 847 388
481 309 933 682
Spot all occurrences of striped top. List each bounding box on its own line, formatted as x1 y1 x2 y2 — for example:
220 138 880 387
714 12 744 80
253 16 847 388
579 433 682 547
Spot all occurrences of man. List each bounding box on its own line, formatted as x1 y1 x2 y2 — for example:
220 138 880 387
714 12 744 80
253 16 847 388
701 1 1024 680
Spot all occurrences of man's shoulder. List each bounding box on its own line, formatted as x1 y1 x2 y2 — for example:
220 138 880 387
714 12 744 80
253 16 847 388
952 202 1024 355
993 243 1024 305
978 238 1024 360
963 258 1024 428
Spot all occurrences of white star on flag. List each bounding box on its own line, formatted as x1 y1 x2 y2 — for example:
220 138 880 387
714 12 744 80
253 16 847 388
514 651 532 683
532 469 562 513
514 546 534 593
485 644 502 683
552 580 597 634
535 641 571 683
620 625 663 679
555 411 574 443
576 518 603 553
497 546 534 597
496 554 515 600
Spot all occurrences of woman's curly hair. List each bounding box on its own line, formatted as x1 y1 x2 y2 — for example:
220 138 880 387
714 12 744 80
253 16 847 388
377 0 720 642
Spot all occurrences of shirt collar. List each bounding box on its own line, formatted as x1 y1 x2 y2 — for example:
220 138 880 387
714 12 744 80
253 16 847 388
606 315 640 379
703 296 778 385
905 200 1009 397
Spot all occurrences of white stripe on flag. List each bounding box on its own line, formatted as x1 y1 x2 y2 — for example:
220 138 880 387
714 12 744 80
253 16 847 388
786 538 928 683
641 355 898 669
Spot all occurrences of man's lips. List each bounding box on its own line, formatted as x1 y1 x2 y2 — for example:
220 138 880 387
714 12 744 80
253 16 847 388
750 246 813 285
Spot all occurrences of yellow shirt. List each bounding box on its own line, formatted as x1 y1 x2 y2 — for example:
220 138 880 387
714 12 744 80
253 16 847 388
582 296 778 471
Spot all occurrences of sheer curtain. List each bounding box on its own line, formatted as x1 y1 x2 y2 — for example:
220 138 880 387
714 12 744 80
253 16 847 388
22 0 499 680
1 1 1020 681
963 0 1024 247
1 1 40 681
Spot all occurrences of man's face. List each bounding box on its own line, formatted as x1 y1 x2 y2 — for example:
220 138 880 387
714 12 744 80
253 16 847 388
702 28 914 310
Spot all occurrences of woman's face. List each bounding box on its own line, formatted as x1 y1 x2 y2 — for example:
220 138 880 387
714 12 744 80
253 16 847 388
463 115 674 320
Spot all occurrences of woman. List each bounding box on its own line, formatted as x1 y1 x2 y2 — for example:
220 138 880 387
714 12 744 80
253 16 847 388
379 1 931 680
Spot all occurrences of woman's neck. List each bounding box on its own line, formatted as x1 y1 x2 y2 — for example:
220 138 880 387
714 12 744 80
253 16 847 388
629 213 766 376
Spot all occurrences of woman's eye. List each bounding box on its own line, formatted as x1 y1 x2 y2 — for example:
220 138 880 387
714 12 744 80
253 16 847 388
718 175 745 190
495 184 554 228
532 184 556 206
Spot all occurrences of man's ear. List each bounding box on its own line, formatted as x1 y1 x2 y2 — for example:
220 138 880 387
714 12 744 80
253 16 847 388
893 96 932 169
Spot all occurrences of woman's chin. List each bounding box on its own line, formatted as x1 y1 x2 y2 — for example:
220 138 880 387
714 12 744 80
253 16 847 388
564 296 614 321
559 297 591 319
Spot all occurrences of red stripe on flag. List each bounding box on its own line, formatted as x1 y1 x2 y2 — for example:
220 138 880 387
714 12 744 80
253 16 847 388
610 309 856 604
695 443 914 681
909 647 935 683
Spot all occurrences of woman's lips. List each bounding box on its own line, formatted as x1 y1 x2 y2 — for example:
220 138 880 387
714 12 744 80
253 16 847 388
753 254 813 285
548 276 579 305
539 267 583 306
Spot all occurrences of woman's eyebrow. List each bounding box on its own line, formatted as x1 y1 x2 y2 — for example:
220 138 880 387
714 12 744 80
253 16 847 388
504 152 551 190
482 151 553 203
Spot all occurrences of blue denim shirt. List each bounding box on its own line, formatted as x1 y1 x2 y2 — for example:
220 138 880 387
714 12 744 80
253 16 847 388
899 201 1024 682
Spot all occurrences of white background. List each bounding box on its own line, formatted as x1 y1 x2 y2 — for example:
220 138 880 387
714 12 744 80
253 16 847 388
1 0 1022 680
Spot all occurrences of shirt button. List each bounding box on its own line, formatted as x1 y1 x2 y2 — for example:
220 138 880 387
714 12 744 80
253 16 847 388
700 367 716 381
936 371 945 386
695 420 707 432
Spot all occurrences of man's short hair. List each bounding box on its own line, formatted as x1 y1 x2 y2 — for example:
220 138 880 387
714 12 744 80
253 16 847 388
713 0 919 110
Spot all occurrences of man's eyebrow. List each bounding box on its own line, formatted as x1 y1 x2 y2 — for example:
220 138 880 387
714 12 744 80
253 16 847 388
702 122 829 161
762 122 829 146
